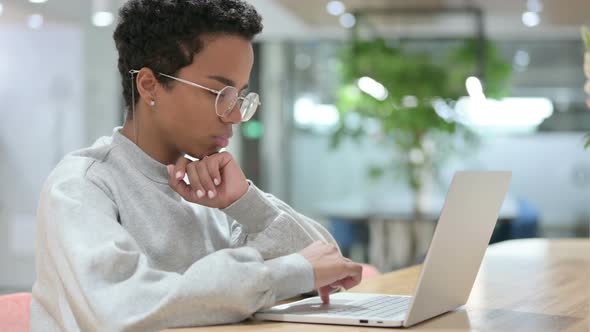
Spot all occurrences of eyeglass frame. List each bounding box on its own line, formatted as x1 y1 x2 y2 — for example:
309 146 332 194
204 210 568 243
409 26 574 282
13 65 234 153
129 69 261 122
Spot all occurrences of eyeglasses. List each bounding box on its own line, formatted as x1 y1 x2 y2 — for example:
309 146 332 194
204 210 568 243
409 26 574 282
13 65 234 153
130 69 260 122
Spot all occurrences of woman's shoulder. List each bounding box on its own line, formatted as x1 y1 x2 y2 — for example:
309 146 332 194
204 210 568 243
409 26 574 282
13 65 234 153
44 135 119 197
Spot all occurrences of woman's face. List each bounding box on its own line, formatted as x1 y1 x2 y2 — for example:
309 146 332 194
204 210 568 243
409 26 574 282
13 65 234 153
153 34 254 159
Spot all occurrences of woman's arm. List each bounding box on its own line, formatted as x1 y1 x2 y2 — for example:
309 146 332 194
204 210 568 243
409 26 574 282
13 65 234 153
33 169 314 331
222 181 339 260
167 153 339 260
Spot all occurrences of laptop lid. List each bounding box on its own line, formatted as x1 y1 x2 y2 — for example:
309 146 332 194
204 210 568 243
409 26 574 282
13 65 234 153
403 171 512 327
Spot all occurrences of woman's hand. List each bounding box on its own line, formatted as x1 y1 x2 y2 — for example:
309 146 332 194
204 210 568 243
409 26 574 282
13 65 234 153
167 152 249 209
298 241 363 304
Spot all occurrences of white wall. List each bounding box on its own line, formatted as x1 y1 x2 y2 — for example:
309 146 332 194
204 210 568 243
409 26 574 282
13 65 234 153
0 25 84 288
0 23 120 289
82 23 121 146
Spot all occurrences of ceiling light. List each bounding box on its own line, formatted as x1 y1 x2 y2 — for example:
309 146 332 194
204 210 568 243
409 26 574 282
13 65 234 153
92 11 114 27
339 13 356 29
92 0 114 27
326 1 346 16
29 0 48 3
522 11 540 27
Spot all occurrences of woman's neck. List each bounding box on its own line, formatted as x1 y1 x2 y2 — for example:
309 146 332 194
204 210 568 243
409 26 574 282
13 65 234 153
120 116 182 166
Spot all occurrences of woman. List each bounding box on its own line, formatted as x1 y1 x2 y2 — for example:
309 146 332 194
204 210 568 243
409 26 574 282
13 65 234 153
30 1 362 331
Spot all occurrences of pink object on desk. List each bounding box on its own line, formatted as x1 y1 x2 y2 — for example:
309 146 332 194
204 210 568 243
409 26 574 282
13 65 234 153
0 292 31 332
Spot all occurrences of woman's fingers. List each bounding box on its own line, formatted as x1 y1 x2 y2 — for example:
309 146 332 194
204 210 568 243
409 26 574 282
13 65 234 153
206 157 223 187
337 276 361 290
196 159 217 199
317 275 362 304
186 162 206 199
167 158 193 200
318 285 332 304
173 157 190 182
180 156 222 200
167 152 248 208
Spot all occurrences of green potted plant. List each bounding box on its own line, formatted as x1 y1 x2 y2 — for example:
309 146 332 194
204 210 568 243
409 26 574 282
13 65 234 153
331 37 511 258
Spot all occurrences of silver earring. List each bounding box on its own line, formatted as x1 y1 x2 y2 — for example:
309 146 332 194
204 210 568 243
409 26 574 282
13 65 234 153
149 100 155 107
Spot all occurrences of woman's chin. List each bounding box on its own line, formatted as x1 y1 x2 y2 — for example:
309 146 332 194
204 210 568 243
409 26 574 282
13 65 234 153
191 147 222 159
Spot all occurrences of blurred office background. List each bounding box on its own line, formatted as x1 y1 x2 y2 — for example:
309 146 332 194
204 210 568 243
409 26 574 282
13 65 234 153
0 0 589 293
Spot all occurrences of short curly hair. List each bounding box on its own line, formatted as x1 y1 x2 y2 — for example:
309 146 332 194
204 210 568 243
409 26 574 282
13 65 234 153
113 0 263 110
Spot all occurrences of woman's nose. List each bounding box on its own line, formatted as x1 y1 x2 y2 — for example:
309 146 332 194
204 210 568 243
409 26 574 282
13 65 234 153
220 102 242 124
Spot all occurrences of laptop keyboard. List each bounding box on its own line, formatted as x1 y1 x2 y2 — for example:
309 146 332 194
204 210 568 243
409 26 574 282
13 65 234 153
321 295 411 318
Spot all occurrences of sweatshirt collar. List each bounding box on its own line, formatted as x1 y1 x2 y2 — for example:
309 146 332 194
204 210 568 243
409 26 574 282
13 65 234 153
112 127 170 185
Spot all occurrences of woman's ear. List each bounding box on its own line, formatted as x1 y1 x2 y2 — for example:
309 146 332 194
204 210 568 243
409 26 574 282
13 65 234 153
136 68 158 106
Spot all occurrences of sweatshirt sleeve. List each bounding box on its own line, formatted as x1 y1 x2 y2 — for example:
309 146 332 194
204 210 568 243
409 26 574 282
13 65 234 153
34 171 314 332
222 181 339 260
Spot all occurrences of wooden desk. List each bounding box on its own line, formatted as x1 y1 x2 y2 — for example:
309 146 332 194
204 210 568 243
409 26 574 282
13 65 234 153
166 239 589 332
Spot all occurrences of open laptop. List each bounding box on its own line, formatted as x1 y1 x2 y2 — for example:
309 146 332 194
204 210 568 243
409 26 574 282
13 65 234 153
255 171 512 328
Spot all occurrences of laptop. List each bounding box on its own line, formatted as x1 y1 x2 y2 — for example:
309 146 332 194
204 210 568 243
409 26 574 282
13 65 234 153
255 171 512 328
